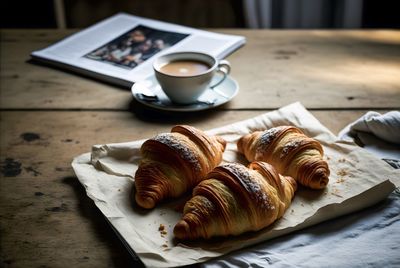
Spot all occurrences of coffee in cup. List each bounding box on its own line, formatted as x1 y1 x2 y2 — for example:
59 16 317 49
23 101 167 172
159 60 211 77
153 52 230 104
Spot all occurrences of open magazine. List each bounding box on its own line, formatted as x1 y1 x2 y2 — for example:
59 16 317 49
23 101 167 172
31 13 246 87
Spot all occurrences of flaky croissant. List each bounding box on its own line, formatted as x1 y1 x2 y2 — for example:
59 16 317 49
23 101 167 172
134 125 226 209
174 162 297 239
237 126 330 189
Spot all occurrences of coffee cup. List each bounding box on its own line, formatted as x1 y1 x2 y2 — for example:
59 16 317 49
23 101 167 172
153 52 230 104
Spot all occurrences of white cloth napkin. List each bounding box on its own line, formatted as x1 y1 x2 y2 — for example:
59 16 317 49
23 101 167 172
203 189 400 268
338 111 400 162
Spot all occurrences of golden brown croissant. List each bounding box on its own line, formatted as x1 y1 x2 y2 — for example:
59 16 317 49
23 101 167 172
174 161 297 239
237 126 330 189
134 125 226 209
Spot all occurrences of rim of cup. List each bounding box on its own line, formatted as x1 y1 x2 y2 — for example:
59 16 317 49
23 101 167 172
153 51 217 78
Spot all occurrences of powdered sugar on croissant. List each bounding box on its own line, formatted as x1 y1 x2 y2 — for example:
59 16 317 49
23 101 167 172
174 162 296 239
237 126 330 189
134 125 226 209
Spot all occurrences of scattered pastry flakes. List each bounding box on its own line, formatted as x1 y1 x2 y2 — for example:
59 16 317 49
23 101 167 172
337 169 348 176
338 158 346 163
159 224 168 237
336 178 345 183
331 188 343 198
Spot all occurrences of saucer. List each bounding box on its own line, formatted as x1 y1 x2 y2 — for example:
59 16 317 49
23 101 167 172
131 73 239 112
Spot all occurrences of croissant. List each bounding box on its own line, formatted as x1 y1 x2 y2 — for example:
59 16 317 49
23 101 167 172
134 125 226 209
237 126 330 189
174 161 297 239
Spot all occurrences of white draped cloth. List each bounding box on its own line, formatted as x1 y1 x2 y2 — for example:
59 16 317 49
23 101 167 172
339 111 400 163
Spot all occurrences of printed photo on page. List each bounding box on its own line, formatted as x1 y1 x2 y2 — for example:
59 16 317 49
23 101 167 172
84 25 189 70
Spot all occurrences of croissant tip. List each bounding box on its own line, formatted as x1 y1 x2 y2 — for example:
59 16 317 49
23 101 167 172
309 176 329 190
173 220 190 240
318 177 329 189
286 176 298 192
135 194 156 209
216 136 227 150
237 134 248 153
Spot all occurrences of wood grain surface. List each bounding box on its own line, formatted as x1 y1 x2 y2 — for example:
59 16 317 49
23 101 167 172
1 30 399 110
1 29 399 268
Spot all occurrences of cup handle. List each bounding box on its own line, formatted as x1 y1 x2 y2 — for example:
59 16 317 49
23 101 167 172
209 60 231 93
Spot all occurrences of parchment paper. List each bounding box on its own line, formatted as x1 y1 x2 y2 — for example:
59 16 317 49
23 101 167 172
72 102 400 267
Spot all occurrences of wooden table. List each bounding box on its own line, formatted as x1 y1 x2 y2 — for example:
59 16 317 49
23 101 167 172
1 29 399 267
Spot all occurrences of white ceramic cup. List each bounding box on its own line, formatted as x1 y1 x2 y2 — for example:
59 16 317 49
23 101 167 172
153 51 230 104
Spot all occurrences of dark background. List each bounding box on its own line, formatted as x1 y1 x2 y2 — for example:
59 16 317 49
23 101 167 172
1 0 399 29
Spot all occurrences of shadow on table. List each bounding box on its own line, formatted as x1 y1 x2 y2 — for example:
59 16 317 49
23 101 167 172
27 59 131 92
62 176 145 268
129 98 232 125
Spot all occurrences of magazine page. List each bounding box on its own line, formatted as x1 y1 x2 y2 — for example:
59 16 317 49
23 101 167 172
31 13 245 86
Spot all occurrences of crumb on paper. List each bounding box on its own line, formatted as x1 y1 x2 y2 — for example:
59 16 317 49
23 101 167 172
326 156 331 161
159 211 166 216
162 243 168 248
159 224 168 237
336 177 345 183
331 188 343 198
118 189 121 192
300 203 304 207
338 158 346 163
291 209 294 213
337 169 348 177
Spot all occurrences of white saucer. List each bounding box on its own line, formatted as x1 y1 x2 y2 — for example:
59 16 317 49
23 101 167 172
131 73 239 112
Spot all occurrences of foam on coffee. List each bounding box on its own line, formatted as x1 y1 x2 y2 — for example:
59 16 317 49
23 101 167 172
160 60 210 76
